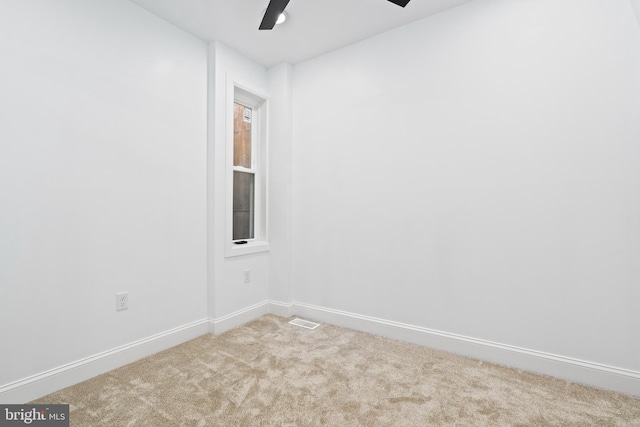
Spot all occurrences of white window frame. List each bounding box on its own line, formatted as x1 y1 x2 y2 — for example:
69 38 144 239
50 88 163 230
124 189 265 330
225 80 269 257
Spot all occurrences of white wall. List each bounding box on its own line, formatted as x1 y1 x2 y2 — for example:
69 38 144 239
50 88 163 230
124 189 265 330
268 64 294 305
632 0 640 27
292 0 640 373
0 0 208 388
207 44 297 325
207 42 271 323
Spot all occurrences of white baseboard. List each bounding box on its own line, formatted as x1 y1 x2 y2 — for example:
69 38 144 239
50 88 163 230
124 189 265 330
208 300 295 334
267 300 294 317
0 301 284 403
4 301 638 404
290 301 640 397
0 319 209 404
209 301 270 334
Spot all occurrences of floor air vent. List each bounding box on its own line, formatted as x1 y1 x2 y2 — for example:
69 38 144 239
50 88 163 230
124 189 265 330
288 318 320 329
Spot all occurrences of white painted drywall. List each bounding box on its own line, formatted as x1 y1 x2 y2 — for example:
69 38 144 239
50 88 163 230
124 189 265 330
207 41 270 321
0 0 208 387
267 64 294 304
291 0 640 371
631 0 640 27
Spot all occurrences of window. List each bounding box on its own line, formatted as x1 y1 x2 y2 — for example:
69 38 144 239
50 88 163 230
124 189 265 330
232 102 255 241
226 85 268 257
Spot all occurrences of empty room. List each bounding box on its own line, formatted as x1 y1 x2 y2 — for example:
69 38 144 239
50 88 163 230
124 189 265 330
1 0 639 425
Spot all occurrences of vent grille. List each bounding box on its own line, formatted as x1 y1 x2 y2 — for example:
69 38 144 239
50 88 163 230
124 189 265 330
288 318 320 330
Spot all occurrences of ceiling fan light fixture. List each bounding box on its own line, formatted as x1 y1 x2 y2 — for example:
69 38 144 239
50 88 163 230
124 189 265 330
260 6 288 30
276 11 288 25
260 0 408 30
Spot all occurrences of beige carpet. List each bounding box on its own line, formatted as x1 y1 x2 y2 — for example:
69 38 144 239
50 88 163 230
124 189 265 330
34 315 640 426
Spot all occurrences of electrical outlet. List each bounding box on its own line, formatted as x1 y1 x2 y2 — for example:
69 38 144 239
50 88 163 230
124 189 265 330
243 269 251 284
116 292 128 311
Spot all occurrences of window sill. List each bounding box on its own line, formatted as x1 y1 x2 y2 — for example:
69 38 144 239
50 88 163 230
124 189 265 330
225 240 270 258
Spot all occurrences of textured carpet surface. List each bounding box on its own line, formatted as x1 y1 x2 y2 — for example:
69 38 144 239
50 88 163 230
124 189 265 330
34 315 640 426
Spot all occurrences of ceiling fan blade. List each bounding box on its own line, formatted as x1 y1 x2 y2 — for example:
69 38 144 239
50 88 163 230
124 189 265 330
259 0 291 30
387 0 411 6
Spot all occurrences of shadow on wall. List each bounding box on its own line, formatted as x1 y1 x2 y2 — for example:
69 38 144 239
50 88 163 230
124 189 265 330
632 0 640 27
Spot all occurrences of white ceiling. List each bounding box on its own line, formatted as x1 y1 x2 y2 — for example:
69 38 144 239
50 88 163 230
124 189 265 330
129 0 474 68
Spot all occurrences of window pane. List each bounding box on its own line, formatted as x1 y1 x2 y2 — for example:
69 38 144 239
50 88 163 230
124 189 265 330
234 102 252 168
233 171 255 240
